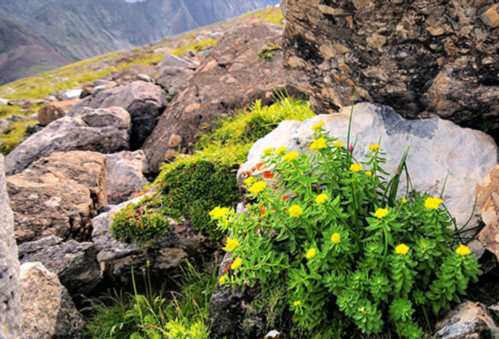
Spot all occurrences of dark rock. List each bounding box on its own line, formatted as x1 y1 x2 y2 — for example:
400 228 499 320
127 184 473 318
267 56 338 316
5 106 130 175
283 0 499 136
71 81 167 149
143 22 294 173
37 100 79 126
18 236 101 295
0 155 22 338
7 151 107 243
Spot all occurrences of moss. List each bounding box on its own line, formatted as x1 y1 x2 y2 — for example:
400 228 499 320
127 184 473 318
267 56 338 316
171 38 217 57
245 7 284 26
0 119 38 155
257 43 282 61
160 161 240 240
111 196 170 245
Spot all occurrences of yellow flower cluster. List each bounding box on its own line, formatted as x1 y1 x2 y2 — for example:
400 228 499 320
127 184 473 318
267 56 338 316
330 232 341 244
334 140 344 149
244 176 256 186
288 204 303 217
315 193 329 205
248 180 267 195
455 244 472 256
224 237 239 252
283 151 299 162
209 206 230 220
263 147 274 156
368 144 381 152
275 146 287 156
311 120 325 132
374 208 389 219
424 196 443 210
310 137 327 151
350 163 363 172
219 275 228 285
293 300 302 307
231 257 242 270
395 244 409 255
305 247 317 259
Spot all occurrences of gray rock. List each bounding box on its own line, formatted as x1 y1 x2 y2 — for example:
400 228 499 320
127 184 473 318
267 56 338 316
105 151 149 204
434 302 499 338
5 107 130 175
18 236 101 295
71 81 167 148
20 262 85 339
0 155 22 338
91 196 206 281
240 103 498 229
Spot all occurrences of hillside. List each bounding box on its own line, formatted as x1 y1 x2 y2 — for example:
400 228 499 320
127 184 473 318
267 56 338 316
0 0 278 83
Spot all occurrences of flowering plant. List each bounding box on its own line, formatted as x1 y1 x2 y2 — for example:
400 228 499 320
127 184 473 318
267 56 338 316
211 122 480 337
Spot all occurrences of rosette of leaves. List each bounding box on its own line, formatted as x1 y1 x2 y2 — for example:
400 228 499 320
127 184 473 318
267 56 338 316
211 122 480 338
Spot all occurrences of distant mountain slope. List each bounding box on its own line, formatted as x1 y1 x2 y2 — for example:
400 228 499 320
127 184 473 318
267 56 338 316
0 0 278 84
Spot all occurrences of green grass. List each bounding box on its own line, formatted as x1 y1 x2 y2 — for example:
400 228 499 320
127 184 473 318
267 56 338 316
171 38 217 57
0 119 38 155
245 7 284 26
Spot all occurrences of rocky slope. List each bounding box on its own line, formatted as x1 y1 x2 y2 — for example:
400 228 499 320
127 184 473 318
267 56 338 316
0 0 278 83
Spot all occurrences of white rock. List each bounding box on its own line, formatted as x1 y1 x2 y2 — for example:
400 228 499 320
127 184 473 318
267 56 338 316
240 103 498 228
62 88 83 100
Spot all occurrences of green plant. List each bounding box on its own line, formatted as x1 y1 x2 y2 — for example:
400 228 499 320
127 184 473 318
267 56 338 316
212 122 480 337
160 160 240 240
111 197 170 245
257 43 282 61
0 119 38 155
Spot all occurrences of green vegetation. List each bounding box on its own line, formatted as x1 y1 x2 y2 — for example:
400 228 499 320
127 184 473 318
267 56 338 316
85 263 215 339
171 38 217 57
0 119 38 155
258 43 282 61
111 197 170 246
212 124 480 338
245 7 284 26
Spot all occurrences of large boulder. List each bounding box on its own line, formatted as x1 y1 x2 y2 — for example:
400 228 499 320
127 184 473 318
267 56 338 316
37 99 79 126
0 155 22 338
143 23 293 173
18 236 101 295
155 54 197 96
283 1 499 136
434 301 499 338
91 197 207 281
20 262 85 339
7 151 107 243
240 103 498 228
71 81 167 149
5 106 130 175
105 151 148 204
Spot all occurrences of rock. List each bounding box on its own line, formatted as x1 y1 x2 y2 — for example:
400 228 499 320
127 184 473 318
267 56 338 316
61 88 83 100
7 151 107 243
434 301 499 338
143 22 294 173
240 103 498 228
91 196 207 281
71 81 166 149
137 73 152 82
477 166 499 260
20 262 85 339
0 155 22 338
155 54 197 95
37 99 79 126
18 236 101 295
105 151 148 204
283 0 499 136
6 106 130 175
0 98 9 105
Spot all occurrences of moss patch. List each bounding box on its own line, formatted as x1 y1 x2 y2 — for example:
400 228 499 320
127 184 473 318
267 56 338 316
245 7 284 26
171 38 217 57
0 119 38 155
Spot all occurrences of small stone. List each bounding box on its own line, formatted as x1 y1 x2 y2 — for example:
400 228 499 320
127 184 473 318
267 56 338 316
168 134 183 148
481 4 499 28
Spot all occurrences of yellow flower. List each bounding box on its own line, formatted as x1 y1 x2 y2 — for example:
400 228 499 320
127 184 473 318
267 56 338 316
231 257 242 270
424 197 443 210
374 208 389 219
334 140 345 149
365 170 373 177
400 197 408 204
243 176 256 187
263 147 274 156
368 144 381 152
219 275 228 285
224 237 239 252
395 244 409 255
305 247 317 260
248 181 267 195
309 137 327 151
292 300 302 307
330 232 341 244
311 120 325 132
288 204 303 217
275 146 287 156
456 244 472 257
315 193 329 205
350 163 363 173
209 207 230 220
283 151 299 162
